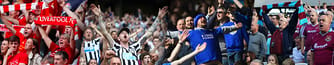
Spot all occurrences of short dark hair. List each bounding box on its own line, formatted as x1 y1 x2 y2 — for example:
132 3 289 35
140 52 151 60
8 36 20 43
55 51 69 60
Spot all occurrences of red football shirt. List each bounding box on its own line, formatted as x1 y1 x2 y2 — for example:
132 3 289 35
312 31 334 65
49 42 73 64
6 51 28 65
14 31 27 52
301 24 319 51
14 31 40 52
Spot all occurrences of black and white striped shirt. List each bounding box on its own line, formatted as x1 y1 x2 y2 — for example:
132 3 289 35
112 42 141 65
84 38 102 64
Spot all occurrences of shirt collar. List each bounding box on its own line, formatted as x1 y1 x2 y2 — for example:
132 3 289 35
194 27 205 30
28 52 33 59
319 28 333 36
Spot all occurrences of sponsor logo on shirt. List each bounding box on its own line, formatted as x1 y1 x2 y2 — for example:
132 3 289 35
314 43 328 49
307 30 317 33
84 45 100 52
202 34 214 39
122 52 137 60
9 61 19 65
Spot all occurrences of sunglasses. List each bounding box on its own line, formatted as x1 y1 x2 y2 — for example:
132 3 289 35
217 11 224 13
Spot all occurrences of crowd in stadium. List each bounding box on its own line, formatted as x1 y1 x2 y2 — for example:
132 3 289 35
0 0 333 65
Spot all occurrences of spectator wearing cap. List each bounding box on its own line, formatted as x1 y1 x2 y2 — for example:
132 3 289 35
100 7 167 65
262 8 299 63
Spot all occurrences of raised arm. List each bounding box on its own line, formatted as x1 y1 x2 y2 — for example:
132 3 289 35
1 15 20 25
91 5 116 46
262 12 278 33
70 27 75 49
233 0 243 9
22 10 29 23
218 22 243 34
171 42 207 65
206 6 217 29
37 25 52 48
62 4 86 31
136 6 167 43
0 16 17 34
234 11 251 29
286 10 299 34
79 43 87 65
167 30 189 62
90 22 105 38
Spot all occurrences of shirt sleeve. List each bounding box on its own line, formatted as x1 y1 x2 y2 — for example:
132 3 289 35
130 42 141 52
300 25 307 38
166 31 180 38
261 34 267 57
215 25 239 34
112 43 121 56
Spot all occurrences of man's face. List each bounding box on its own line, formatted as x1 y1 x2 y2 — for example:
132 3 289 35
106 22 112 28
270 16 279 25
319 15 331 32
294 37 301 48
153 38 160 46
84 29 93 40
197 17 207 28
326 11 333 21
118 31 129 42
143 55 152 65
64 26 72 34
251 22 258 32
278 18 288 30
28 13 36 23
111 32 118 39
309 12 318 23
216 9 225 20
176 19 185 31
110 57 121 65
59 35 69 48
54 55 67 65
23 24 33 37
185 17 193 29
9 41 19 53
